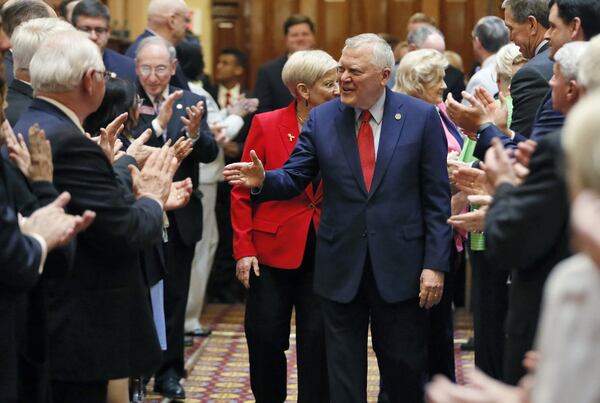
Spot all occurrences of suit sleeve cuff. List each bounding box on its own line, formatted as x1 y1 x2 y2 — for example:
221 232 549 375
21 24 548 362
139 194 164 211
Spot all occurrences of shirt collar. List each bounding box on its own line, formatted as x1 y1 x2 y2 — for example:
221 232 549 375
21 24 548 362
354 90 386 124
481 54 496 69
145 86 170 109
37 96 85 134
535 40 548 56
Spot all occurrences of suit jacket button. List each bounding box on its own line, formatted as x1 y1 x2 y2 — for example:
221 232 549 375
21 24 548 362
362 232 367 238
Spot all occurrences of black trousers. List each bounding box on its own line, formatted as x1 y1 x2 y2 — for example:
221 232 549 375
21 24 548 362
321 261 426 403
245 226 329 403
155 225 195 382
51 380 107 403
470 249 508 380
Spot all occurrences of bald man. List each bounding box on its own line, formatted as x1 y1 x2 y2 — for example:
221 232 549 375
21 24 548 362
125 0 191 90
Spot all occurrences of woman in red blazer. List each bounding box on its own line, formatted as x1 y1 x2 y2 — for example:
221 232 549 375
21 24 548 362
231 50 339 403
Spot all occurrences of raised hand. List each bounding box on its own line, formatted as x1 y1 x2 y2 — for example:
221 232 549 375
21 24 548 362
228 95 259 117
484 137 519 190
223 150 265 188
128 144 178 206
452 166 492 196
164 178 193 211
126 128 155 167
20 192 96 250
447 206 488 233
419 268 444 309
446 91 491 133
235 256 260 288
27 124 53 182
5 120 31 177
515 139 537 168
157 90 184 130
474 87 510 136
171 136 193 164
180 100 205 138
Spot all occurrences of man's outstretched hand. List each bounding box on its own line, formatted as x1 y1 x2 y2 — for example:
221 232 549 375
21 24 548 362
223 150 266 188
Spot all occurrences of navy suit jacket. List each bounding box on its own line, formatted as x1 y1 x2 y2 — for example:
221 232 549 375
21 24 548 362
133 85 219 246
13 99 163 380
126 30 190 91
256 88 452 304
103 48 136 82
5 79 34 127
473 89 564 160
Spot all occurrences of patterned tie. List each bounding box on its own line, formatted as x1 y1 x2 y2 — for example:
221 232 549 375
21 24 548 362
357 110 375 191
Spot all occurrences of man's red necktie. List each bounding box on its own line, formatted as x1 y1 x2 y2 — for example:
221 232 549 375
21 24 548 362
357 110 375 191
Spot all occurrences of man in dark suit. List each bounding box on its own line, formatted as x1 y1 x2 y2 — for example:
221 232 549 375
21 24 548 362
13 30 176 402
225 33 451 403
71 0 136 82
125 0 191 90
132 36 218 400
254 14 315 113
1 126 95 403
502 0 553 137
6 18 74 127
0 0 55 86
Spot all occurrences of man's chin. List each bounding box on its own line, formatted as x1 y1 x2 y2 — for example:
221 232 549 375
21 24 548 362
340 93 356 106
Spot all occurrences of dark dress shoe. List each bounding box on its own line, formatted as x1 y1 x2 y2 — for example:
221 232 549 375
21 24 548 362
185 327 212 337
154 377 186 400
184 335 194 346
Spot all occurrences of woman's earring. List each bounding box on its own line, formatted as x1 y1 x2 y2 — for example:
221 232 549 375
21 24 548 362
305 98 309 107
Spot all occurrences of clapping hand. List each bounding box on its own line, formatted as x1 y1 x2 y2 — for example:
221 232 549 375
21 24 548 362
473 87 510 136
181 100 205 138
446 91 491 133
126 129 155 168
128 144 179 206
157 90 184 130
228 95 259 117
20 192 96 251
6 123 53 183
223 150 266 188
164 178 193 211
171 136 193 165
484 138 519 190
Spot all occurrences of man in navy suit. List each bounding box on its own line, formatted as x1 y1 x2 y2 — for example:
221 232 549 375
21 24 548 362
13 30 176 402
125 0 191 90
225 33 451 402
71 0 136 82
132 35 218 400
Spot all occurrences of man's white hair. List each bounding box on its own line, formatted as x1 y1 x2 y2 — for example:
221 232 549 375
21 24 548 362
30 30 104 92
343 33 394 70
147 0 187 19
135 36 177 62
554 41 589 82
578 35 600 92
12 18 75 73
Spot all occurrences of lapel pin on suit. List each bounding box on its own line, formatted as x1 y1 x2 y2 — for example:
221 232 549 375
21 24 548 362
288 133 295 142
395 113 402 120
176 103 183 110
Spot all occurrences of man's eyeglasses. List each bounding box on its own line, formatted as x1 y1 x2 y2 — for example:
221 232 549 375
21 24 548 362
77 26 109 35
93 70 115 81
138 65 171 78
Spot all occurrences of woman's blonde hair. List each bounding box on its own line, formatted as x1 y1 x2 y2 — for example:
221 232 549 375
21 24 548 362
394 48 447 97
281 49 338 96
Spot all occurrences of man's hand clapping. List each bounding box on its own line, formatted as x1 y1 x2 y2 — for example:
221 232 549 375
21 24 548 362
181 100 205 138
128 144 178 207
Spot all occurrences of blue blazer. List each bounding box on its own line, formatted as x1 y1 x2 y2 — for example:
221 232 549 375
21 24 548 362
126 30 190 91
256 88 452 303
103 48 137 82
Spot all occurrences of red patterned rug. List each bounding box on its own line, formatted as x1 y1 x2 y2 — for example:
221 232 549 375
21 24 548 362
144 304 474 402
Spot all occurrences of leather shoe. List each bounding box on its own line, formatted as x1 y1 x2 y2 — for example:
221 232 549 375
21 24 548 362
184 335 194 346
185 327 212 337
154 377 185 400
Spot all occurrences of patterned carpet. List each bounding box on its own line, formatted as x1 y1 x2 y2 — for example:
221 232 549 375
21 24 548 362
145 304 474 402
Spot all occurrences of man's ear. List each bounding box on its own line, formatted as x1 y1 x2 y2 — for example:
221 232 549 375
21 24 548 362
527 15 539 35
171 59 178 76
571 17 583 40
81 68 95 94
234 65 244 77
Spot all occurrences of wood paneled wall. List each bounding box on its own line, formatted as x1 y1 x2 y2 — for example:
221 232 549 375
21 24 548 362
213 0 504 91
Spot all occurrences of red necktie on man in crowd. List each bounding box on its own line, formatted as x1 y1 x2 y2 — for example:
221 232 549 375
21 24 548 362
357 110 375 191
225 91 232 107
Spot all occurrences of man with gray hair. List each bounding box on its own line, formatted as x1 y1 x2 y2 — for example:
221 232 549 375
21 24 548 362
0 0 55 85
125 0 191 90
132 35 218 400
224 32 451 402
6 18 74 126
13 30 176 402
466 16 510 99
405 25 466 102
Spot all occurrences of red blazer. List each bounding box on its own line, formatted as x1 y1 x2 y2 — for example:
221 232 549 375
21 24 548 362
231 102 322 269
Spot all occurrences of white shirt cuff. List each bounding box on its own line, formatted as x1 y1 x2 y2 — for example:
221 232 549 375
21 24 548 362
152 119 164 138
28 234 48 274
